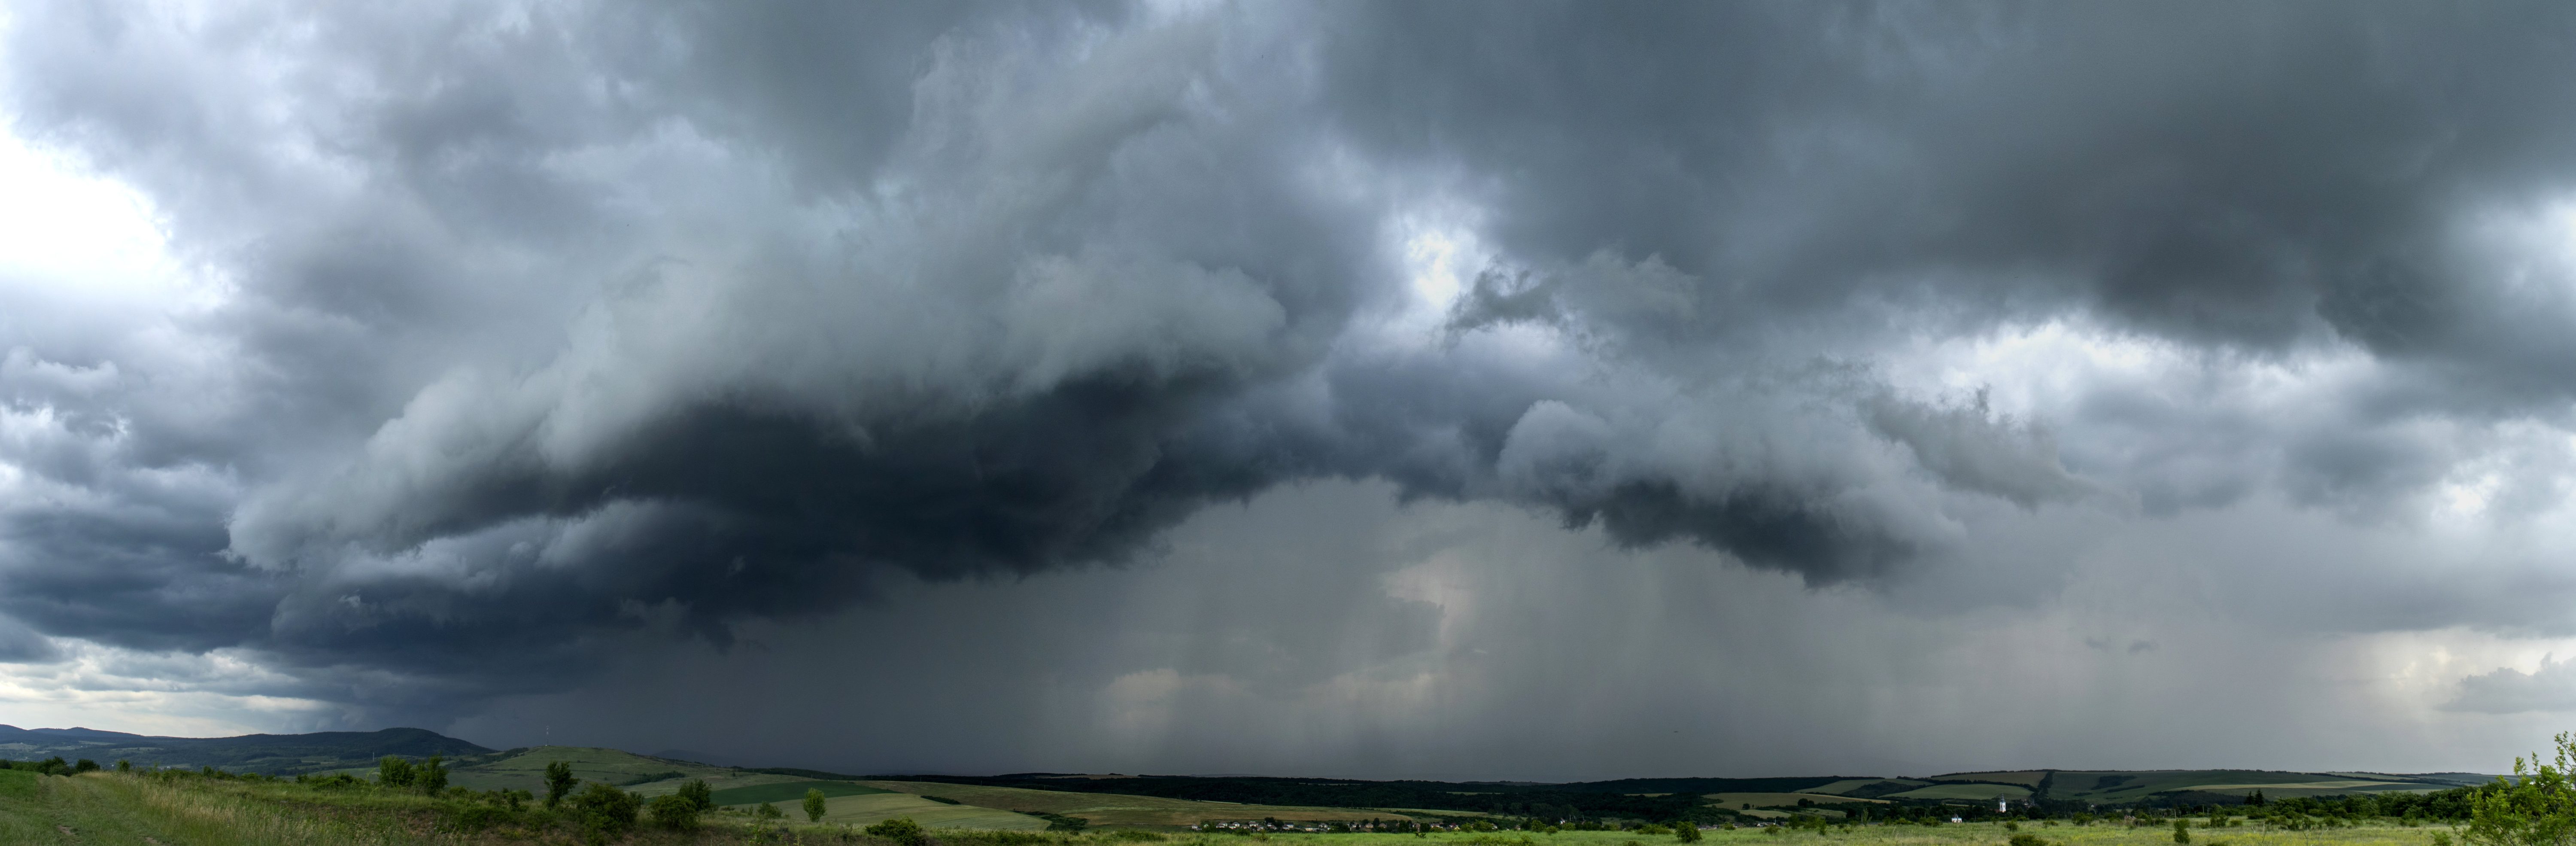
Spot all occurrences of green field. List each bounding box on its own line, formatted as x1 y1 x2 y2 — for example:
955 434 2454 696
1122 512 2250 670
0 767 2493 846
866 779 1444 828
2044 771 2456 804
1801 780 1929 797
1925 771 2050 788
1710 792 1888 808
816 791 1054 829
708 778 891 806
1882 783 2032 801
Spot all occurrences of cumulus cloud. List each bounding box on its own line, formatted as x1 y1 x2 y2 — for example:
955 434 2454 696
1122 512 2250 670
2450 657 2576 715
7 0 2576 763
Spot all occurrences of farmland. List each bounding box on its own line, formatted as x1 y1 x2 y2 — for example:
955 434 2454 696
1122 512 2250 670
863 779 1446 828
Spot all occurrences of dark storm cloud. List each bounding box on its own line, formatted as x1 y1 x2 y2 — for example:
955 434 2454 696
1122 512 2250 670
8 0 2576 712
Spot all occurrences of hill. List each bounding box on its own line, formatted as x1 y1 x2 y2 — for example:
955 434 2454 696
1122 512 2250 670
0 726 489 774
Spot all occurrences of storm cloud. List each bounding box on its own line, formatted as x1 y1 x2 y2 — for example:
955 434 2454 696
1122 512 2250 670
7 0 2576 769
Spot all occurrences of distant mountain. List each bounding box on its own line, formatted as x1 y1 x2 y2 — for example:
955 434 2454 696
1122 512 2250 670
0 726 492 774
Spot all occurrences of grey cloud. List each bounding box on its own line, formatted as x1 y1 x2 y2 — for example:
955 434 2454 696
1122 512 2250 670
8 0 2576 723
0 615 58 663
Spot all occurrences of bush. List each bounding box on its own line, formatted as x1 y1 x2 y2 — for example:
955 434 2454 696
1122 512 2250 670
756 801 785 820
114 760 130 773
1674 822 1702 843
571 782 642 844
2010 834 2046 846
378 756 416 788
805 787 829 822
2172 820 2192 844
36 757 67 776
677 777 714 811
867 816 930 846
647 793 701 831
73 759 99 773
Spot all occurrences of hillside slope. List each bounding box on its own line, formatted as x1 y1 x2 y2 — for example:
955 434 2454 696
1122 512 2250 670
0 726 490 775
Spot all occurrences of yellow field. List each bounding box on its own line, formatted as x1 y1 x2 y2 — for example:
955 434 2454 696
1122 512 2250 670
863 780 1442 828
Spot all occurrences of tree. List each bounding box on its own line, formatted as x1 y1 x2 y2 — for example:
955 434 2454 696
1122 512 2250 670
647 793 701 831
1674 821 1703 843
73 759 98 773
378 756 416 788
677 778 713 811
805 787 829 822
419 755 448 793
2172 819 2192 844
544 761 576 809
867 816 929 846
2468 732 2576 846
36 757 67 776
114 760 130 773
572 782 642 845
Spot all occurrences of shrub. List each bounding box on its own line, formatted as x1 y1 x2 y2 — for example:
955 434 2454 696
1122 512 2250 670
544 761 576 809
756 801 784 820
378 756 416 788
647 793 701 831
2172 819 2192 844
867 816 930 846
2010 834 2046 846
803 786 829 822
73 759 98 773
677 777 714 811
114 760 131 773
36 757 67 776
1674 822 1702 843
571 782 642 844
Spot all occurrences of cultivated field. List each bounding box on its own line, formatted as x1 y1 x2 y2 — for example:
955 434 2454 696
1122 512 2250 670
0 767 2486 846
1301 822 2457 846
863 780 1444 828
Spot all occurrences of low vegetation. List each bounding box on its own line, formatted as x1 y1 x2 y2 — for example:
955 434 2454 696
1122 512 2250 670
1 737 2572 846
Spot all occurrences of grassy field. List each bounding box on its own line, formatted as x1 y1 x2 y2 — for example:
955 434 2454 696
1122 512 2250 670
811 792 1053 830
863 780 1443 828
1925 773 2051 788
1801 781 1929 797
1882 785 2032 801
1710 793 1887 807
707 779 890 806
0 769 2485 846
1273 822 2457 846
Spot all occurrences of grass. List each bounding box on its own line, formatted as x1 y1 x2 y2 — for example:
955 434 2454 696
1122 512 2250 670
1220 821 2458 846
1709 793 1888 808
863 780 1445 828
709 779 892 806
0 770 2488 846
1925 773 2051 788
808 792 1053 830
2044 773 2455 805
1881 785 2031 801
1800 782 1927 797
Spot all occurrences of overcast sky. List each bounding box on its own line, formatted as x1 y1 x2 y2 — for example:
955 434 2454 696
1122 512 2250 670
9 0 2576 780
